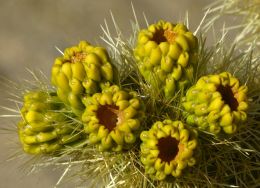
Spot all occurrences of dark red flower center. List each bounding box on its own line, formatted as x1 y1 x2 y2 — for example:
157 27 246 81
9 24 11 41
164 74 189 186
217 85 238 111
152 29 177 44
157 136 179 163
96 105 119 132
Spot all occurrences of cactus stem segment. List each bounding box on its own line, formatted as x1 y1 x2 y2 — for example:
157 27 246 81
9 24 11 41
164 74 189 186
157 136 179 163
96 105 120 132
217 85 238 111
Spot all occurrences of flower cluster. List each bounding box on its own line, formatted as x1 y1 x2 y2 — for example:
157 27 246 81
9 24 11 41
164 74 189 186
16 19 250 184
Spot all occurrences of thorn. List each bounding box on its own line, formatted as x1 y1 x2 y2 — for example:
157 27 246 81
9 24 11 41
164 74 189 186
55 46 64 55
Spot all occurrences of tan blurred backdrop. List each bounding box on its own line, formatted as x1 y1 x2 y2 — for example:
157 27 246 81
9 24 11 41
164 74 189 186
0 0 212 187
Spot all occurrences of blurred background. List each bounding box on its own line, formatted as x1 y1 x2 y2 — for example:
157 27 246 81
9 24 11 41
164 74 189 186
0 0 212 187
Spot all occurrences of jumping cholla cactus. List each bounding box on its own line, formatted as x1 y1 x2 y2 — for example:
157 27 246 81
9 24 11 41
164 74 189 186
18 91 85 154
182 72 248 134
140 120 197 180
134 20 198 98
51 41 115 116
82 85 145 152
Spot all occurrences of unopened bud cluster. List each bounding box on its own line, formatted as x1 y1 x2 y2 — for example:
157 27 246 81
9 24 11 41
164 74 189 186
82 85 144 151
140 120 197 180
16 19 249 182
18 91 84 154
182 72 248 134
134 20 198 98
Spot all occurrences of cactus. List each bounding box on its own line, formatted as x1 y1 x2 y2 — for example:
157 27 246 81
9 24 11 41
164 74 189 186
140 119 197 180
182 72 248 134
134 20 198 98
18 91 85 155
82 85 144 152
51 41 115 116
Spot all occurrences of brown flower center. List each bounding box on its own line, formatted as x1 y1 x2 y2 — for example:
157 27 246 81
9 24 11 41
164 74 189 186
152 29 177 44
71 52 87 63
217 85 238 111
157 136 179 163
96 105 119 132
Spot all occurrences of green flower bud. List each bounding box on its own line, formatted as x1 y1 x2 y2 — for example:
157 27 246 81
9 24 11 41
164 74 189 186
175 35 190 51
168 43 182 60
164 76 176 98
56 72 70 92
140 119 197 180
25 111 44 123
220 113 233 126
71 62 86 81
164 162 174 175
177 52 189 67
51 41 116 116
82 85 145 151
161 56 174 73
70 78 84 95
18 91 85 155
182 72 248 134
223 124 237 134
110 130 124 145
101 63 113 81
159 42 170 55
61 62 72 79
134 20 198 99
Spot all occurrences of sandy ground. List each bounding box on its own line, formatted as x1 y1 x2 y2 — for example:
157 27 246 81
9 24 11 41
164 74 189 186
0 0 212 187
